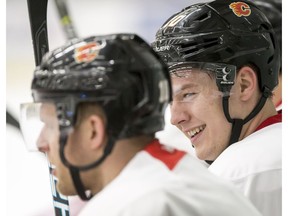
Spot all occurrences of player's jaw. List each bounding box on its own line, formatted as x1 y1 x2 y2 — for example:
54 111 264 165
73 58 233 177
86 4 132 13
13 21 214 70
180 120 229 161
55 161 77 196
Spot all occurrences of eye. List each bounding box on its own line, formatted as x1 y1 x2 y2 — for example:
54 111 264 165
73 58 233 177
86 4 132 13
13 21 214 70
172 88 199 102
181 91 199 102
183 93 196 98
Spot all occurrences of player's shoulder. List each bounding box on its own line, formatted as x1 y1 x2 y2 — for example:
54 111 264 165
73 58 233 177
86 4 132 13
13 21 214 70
209 123 282 180
117 176 262 216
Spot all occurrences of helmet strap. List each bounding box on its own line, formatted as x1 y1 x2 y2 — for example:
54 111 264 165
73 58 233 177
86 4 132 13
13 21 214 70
242 87 270 123
229 118 244 145
222 87 270 146
69 167 92 200
58 128 116 200
206 88 269 166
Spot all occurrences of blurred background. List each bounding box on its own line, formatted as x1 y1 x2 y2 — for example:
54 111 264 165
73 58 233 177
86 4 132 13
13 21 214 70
6 0 211 215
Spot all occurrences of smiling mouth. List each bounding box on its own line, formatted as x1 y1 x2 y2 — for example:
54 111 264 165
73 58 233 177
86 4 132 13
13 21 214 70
186 125 206 138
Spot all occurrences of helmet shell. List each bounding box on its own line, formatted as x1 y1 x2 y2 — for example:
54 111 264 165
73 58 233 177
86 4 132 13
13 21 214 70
32 34 172 139
152 0 280 92
253 0 282 68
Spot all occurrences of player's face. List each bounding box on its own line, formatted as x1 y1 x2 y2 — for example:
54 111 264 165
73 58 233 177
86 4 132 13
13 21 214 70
38 103 107 196
170 70 232 161
37 103 76 195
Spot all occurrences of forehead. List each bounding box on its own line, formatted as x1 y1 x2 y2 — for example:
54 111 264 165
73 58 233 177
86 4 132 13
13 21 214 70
40 103 57 120
170 69 214 92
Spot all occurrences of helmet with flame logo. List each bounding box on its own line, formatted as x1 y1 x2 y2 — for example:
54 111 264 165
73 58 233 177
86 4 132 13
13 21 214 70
32 34 171 139
152 0 280 94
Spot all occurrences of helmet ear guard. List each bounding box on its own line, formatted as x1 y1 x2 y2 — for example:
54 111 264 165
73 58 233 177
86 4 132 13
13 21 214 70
214 64 236 96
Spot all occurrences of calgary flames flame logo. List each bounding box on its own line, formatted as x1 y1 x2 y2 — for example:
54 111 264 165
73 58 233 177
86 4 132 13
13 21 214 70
229 2 251 17
74 42 100 63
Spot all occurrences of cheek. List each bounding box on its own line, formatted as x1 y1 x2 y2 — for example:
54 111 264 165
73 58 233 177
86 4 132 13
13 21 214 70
193 93 221 118
65 134 80 164
206 109 232 157
65 129 89 164
200 95 231 139
205 97 229 131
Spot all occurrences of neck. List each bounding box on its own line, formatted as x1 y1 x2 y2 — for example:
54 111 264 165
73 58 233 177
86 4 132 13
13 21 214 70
272 75 282 107
239 98 277 140
90 135 154 195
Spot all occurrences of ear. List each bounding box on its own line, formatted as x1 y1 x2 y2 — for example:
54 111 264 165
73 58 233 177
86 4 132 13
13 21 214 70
87 115 106 150
236 66 258 102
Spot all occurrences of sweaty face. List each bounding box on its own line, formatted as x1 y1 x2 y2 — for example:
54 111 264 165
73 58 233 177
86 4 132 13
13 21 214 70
170 69 232 161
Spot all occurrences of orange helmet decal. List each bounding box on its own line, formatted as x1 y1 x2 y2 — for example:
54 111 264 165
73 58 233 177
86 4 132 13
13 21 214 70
74 42 101 63
229 2 251 17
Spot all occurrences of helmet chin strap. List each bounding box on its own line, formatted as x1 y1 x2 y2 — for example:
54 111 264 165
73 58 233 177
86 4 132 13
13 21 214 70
206 87 270 165
69 167 92 201
59 129 115 200
222 86 270 145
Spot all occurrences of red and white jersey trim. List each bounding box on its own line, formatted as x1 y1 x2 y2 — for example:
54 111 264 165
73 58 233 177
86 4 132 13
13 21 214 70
144 139 185 170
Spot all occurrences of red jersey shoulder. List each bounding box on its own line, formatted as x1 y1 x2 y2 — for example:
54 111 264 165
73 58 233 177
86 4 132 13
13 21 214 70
144 139 186 170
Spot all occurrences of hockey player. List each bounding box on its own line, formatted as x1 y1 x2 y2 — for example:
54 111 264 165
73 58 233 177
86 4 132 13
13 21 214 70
152 1 282 216
20 33 261 216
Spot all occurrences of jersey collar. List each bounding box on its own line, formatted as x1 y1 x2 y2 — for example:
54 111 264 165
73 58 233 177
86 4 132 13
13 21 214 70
255 111 282 132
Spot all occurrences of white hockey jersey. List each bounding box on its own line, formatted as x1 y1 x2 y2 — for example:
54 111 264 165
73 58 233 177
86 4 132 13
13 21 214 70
79 139 261 216
209 113 282 216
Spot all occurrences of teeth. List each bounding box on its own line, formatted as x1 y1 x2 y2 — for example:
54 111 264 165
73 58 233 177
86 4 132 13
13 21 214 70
187 126 205 138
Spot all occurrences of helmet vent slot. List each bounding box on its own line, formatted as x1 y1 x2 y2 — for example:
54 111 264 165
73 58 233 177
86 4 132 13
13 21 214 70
267 55 273 64
194 12 210 22
180 42 199 54
202 38 219 48
225 47 234 55
259 23 269 31
179 37 219 55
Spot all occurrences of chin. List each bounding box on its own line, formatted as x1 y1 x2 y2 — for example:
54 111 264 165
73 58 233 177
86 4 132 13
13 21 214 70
57 181 77 196
195 149 213 161
194 150 205 160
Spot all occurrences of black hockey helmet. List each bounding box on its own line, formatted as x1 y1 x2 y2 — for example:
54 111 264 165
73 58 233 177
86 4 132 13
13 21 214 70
253 0 282 70
152 0 280 93
32 33 171 139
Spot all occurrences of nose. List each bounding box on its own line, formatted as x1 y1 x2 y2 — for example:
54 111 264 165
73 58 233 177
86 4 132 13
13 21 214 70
37 142 49 152
170 101 190 127
36 126 50 152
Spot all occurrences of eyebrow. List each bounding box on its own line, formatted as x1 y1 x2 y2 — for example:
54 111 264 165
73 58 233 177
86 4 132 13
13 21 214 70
173 83 198 96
